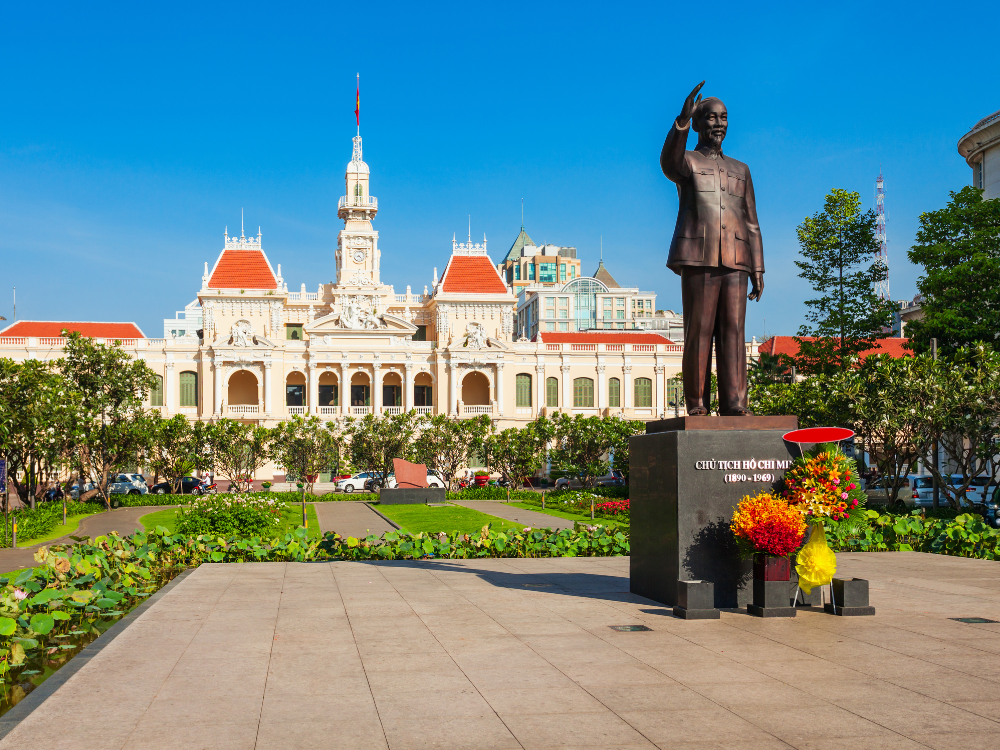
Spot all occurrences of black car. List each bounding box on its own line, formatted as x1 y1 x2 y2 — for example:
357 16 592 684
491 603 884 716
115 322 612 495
150 477 205 495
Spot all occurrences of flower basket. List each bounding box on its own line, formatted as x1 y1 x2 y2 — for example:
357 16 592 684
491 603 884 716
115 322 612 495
475 475 489 487
753 553 791 582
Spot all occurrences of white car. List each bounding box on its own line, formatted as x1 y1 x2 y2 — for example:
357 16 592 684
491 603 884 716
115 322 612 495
386 470 445 489
335 473 379 493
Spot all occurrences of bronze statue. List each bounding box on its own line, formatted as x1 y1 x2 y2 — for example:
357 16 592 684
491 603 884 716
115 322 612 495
660 81 763 416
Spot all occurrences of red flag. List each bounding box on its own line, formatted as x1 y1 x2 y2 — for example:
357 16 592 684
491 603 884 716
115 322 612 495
355 75 360 126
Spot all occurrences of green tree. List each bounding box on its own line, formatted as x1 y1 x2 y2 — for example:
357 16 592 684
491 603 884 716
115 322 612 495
794 189 895 373
146 413 195 494
413 415 492 490
605 417 647 484
484 417 553 492
271 416 343 495
345 412 424 490
548 413 628 488
207 419 272 492
907 186 1000 356
60 333 157 508
909 345 1000 510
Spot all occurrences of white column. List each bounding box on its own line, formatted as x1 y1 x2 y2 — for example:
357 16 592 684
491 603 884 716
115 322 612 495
165 362 175 413
213 358 222 415
263 361 272 415
449 361 459 415
373 364 382 414
597 363 605 412
495 362 504 416
536 364 545 414
404 364 413 411
308 364 318 414
655 365 665 417
623 365 632 409
561 363 571 412
341 362 350 415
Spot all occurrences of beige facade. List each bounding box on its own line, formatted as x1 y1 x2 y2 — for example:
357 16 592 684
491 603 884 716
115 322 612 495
0 133 764 479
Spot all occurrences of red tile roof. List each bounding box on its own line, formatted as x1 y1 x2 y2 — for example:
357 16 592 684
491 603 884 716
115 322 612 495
0 321 145 338
440 255 509 294
208 248 277 289
758 336 911 359
531 332 673 345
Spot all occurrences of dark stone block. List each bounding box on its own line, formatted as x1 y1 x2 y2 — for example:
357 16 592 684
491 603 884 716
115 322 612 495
629 425 797 609
646 415 799 433
747 603 797 617
673 580 720 620
753 579 792 609
795 586 822 607
825 578 875 616
378 488 446 505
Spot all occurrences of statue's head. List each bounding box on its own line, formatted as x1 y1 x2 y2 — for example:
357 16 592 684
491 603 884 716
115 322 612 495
692 97 727 149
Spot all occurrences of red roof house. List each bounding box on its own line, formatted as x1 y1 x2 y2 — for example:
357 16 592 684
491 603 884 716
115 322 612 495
206 232 278 289
0 321 145 338
758 335 911 360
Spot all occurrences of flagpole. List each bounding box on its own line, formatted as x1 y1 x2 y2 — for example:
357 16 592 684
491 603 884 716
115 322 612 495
356 73 360 137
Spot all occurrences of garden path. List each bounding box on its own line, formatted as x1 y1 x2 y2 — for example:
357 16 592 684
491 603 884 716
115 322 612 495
450 499 575 530
312 501 396 537
0 506 165 574
6 553 1000 749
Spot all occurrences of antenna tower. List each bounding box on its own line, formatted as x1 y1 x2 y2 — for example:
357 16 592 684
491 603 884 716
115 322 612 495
874 169 889 300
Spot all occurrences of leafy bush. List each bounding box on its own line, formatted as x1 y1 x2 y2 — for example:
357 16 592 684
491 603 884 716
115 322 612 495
518 491 628 522
175 494 286 537
549 486 629 500
446 488 539 502
116 494 193 507
1 501 104 547
827 509 1000 559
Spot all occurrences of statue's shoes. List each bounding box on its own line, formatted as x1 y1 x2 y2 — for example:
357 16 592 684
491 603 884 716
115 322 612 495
687 407 709 416
721 408 755 416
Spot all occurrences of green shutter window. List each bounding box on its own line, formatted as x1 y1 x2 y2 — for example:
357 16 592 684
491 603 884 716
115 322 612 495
150 374 164 406
608 377 620 408
546 377 559 407
634 377 652 408
516 374 532 407
573 378 594 408
179 372 198 407
286 324 304 340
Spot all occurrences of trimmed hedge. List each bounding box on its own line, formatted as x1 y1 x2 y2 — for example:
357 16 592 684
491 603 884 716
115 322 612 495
446 488 540 503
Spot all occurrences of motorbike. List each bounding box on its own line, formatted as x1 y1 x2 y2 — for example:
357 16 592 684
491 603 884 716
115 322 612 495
200 481 218 495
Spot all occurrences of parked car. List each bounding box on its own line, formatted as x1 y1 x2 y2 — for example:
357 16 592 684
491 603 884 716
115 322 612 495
554 470 625 490
69 476 146 499
385 470 445 489
983 486 1000 529
150 476 205 495
336 473 380 493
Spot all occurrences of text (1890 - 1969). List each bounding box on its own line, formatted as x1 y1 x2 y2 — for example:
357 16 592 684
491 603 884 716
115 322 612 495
693 458 791 484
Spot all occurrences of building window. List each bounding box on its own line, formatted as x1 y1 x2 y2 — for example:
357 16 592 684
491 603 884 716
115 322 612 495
150 374 163 406
539 263 557 283
558 322 569 331
179 372 198 407
414 385 433 406
516 374 532 407
604 306 613 319
412 325 427 342
975 161 984 189
607 378 620 408
286 384 304 406
573 377 594 408
617 310 625 319
319 384 338 407
528 263 535 280
546 322 555 331
286 324 304 340
545 297 555 314
634 377 652 407
546 377 559 407
514 265 520 280
570 266 575 279
560 264 567 281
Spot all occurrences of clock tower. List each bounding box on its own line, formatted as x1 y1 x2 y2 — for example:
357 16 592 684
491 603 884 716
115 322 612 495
336 135 381 287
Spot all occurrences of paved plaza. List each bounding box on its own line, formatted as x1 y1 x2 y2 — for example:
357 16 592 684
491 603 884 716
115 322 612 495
4 552 1000 749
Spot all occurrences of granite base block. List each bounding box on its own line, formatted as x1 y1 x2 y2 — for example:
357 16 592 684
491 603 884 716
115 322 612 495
629 423 797 609
748 579 797 618
672 580 720 619
825 577 875 616
378 488 446 505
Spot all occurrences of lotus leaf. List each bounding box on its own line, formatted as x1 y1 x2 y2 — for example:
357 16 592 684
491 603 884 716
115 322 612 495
0 617 15 636
29 613 55 635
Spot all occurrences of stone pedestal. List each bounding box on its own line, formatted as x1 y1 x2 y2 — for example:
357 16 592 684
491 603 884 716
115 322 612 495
378 488 446 505
825 577 876 616
672 580 720 620
629 417 797 609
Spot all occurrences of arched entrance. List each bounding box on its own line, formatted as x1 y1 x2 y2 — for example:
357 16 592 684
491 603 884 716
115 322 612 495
350 371 371 407
382 371 402 408
461 371 490 406
318 371 339 407
286 371 306 406
228 370 259 405
414 372 434 407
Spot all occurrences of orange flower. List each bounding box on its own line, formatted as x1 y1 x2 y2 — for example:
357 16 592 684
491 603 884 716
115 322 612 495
731 492 807 557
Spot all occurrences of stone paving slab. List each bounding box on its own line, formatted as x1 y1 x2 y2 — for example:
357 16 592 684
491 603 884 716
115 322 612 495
450 500 575 530
5 552 1000 749
0 506 165 574
313 501 396 537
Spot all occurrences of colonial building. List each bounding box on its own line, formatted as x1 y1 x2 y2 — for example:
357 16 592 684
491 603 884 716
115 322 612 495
0 133 764 455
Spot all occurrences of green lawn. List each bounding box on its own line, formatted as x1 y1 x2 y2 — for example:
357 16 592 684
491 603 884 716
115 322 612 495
508 501 627 529
375 503 522 536
19 512 103 546
139 503 321 539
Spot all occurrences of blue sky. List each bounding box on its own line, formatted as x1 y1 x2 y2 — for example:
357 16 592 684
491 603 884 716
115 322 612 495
1 1 995 339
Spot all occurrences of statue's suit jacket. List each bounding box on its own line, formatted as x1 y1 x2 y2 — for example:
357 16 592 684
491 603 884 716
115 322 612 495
661 122 764 275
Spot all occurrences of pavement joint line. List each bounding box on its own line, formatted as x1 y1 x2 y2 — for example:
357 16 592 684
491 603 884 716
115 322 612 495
331 561 393 750
376 560 527 749
364 502 402 531
0 566 196 742
252 562 288 749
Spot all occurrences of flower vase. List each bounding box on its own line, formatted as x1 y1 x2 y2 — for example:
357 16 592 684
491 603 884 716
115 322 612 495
475 475 489 487
747 553 796 618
